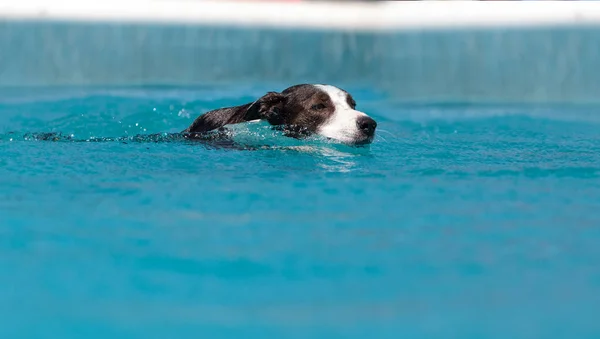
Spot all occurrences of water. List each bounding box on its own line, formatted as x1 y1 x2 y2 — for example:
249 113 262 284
1 85 600 338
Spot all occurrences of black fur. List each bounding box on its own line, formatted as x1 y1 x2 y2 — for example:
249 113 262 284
183 85 338 138
183 84 376 145
183 92 285 134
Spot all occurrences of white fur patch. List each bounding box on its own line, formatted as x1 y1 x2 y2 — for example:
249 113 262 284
313 84 369 143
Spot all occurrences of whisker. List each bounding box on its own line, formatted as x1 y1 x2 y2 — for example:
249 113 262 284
375 134 387 142
376 129 398 138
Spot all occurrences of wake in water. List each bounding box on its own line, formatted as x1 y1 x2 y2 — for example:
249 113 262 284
1 130 274 151
1 120 373 154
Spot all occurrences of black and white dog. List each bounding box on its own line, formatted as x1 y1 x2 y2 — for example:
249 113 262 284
183 84 377 145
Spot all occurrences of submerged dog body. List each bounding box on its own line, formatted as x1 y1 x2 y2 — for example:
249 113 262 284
183 84 377 145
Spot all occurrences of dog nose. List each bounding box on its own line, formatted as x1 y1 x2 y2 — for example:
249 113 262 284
357 116 377 136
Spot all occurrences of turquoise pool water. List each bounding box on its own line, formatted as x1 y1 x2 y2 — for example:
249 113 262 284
1 85 600 338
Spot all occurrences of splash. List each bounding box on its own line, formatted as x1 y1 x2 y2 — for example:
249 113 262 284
0 120 372 156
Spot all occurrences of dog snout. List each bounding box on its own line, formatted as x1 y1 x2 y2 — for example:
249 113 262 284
357 116 377 136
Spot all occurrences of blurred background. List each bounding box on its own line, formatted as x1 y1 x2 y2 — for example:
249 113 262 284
2 1 600 339
1 0 599 104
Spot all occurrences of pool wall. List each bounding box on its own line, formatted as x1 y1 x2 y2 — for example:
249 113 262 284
1 0 600 104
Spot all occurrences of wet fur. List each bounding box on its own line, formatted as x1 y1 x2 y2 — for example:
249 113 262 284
183 84 373 142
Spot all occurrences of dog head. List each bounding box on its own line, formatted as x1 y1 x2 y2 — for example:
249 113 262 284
248 84 377 145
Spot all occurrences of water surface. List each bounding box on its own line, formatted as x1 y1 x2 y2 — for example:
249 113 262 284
1 85 600 338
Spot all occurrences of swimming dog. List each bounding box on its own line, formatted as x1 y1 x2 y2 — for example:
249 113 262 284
183 84 377 145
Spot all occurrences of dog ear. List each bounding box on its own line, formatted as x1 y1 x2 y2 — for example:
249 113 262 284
246 92 286 124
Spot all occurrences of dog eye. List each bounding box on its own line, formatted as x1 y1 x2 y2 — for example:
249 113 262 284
311 103 326 110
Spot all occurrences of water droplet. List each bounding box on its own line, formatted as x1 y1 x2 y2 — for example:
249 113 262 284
135 123 139 127
178 109 190 118
9 138 13 141
153 108 157 112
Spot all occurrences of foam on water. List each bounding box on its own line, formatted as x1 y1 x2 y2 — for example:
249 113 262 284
2 85 600 339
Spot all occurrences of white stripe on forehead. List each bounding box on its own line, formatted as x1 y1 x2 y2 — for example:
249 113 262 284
313 84 351 110
312 84 368 143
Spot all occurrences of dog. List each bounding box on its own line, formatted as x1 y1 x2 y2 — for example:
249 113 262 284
183 84 377 145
